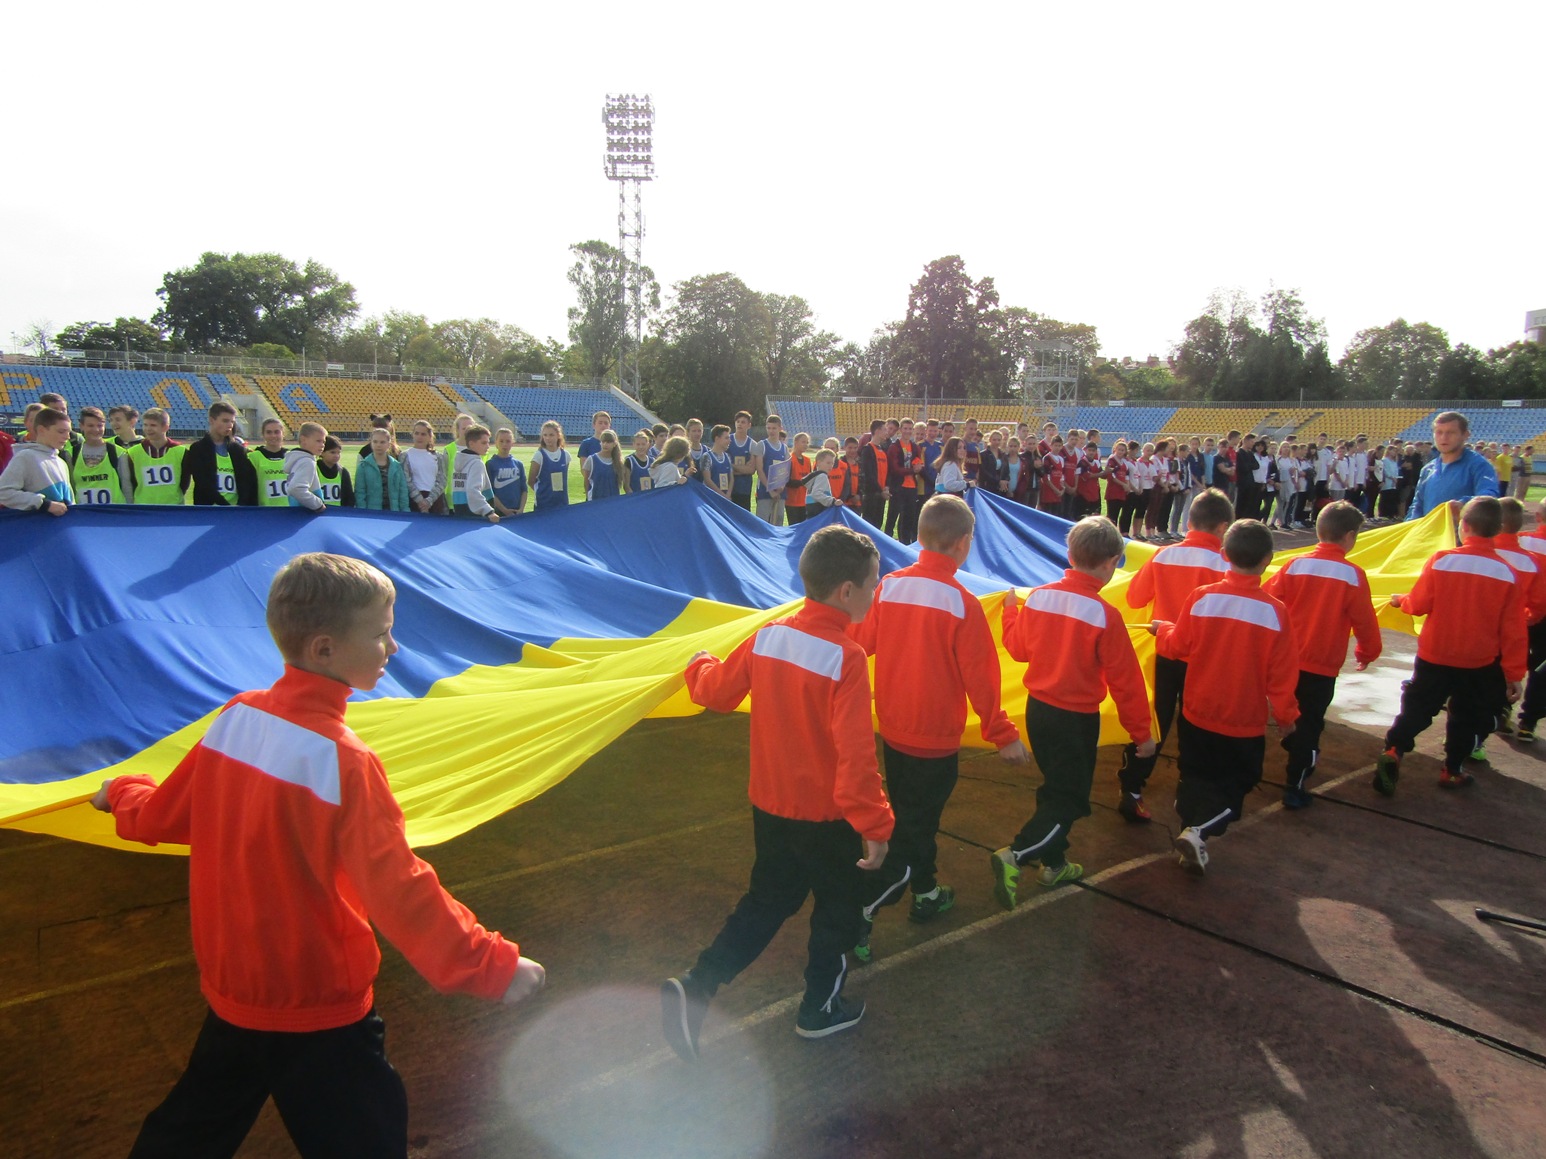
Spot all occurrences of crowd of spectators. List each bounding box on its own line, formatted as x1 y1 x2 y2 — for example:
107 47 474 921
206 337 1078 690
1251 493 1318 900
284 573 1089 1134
0 399 1529 540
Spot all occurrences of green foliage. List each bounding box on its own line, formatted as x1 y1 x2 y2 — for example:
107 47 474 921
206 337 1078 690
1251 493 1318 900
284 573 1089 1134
1171 287 1334 403
1338 319 1450 400
55 317 173 353
894 256 1003 399
154 252 358 352
566 240 659 383
646 273 766 419
246 342 297 360
1485 341 1546 400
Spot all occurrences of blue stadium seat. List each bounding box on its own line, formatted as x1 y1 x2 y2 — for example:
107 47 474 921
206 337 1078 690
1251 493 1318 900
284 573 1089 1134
467 385 655 441
0 367 216 433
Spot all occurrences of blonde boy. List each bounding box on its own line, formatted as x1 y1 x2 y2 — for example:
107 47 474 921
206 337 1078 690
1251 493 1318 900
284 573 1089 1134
285 423 328 511
91 553 542 1154
992 517 1154 902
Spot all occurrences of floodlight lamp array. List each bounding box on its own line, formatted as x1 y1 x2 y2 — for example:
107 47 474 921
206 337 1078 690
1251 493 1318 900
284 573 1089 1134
603 94 655 181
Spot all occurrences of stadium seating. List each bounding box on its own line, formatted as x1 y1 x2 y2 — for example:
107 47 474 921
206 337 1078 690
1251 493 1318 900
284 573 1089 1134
251 376 465 439
467 385 654 442
771 399 837 444
0 366 219 432
1391 407 1546 449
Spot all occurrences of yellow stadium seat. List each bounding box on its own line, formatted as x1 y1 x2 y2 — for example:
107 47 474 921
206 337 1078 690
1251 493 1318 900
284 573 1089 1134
252 377 464 438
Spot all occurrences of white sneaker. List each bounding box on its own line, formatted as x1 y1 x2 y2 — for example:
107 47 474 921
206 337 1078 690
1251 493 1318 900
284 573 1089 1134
1174 827 1209 875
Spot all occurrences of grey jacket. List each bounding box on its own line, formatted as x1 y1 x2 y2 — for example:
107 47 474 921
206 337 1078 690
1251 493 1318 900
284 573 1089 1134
0 442 72 511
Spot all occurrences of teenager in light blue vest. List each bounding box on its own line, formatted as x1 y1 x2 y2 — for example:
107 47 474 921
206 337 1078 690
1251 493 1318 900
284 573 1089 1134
529 421 571 511
584 430 625 500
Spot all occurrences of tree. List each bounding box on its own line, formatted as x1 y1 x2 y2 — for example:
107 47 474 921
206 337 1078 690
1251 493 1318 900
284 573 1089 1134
894 256 1002 399
751 293 839 397
1433 343 1496 400
55 317 171 353
14 320 54 357
647 273 767 419
154 252 358 352
1172 287 1327 403
565 240 660 383
1338 319 1451 400
1486 341 1546 400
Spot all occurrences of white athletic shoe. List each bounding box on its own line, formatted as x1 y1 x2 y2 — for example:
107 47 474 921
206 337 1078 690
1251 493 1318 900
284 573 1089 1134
1174 827 1209 875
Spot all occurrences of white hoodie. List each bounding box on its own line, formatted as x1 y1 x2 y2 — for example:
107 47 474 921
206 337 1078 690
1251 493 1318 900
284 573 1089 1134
0 442 72 511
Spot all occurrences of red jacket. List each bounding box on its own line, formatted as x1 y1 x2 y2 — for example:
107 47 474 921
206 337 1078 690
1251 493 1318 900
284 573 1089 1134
1125 530 1227 621
1039 453 1065 506
687 600 894 841
888 439 923 491
1157 571 1299 737
1491 532 1546 626
850 550 1019 757
107 667 521 1033
1001 568 1152 743
1262 542 1382 677
1076 453 1103 502
1401 536 1528 680
1105 455 1129 502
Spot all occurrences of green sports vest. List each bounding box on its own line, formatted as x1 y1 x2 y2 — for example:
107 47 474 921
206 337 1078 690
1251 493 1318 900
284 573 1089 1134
254 450 291 507
126 443 187 505
316 464 345 507
70 445 127 505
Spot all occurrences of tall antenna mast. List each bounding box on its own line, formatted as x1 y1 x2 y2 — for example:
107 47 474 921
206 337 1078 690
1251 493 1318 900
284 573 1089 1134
602 94 655 397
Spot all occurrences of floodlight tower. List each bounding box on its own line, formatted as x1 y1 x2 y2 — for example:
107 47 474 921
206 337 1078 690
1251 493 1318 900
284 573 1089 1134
602 94 655 397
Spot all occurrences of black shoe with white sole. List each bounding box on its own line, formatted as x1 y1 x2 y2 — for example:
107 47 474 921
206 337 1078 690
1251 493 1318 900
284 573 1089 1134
795 994 865 1039
661 971 713 1061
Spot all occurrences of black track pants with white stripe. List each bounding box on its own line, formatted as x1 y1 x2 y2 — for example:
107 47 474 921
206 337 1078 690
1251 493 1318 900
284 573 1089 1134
1384 658 1503 773
694 808 863 1013
1010 698 1100 869
1174 714 1266 838
1282 671 1336 792
863 745 958 910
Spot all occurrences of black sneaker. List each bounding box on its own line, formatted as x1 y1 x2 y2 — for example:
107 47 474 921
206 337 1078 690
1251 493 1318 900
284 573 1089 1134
795 994 866 1039
908 884 955 923
661 971 712 1061
1283 786 1313 810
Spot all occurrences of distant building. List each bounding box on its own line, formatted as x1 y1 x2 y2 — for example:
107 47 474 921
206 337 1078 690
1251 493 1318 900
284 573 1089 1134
1528 308 1546 345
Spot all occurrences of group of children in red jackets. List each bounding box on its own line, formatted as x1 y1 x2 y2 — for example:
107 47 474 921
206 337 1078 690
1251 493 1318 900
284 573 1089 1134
84 484 1532 1152
668 487 1534 1060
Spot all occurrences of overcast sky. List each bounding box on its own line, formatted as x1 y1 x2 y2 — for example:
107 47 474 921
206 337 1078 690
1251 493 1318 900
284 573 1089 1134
4 2 1540 368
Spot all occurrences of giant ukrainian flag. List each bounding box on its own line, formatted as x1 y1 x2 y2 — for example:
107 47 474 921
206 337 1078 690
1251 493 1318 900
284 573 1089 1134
0 486 1453 852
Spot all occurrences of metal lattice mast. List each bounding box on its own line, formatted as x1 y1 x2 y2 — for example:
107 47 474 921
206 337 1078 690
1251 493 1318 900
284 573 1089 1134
602 94 655 398
1021 340 1080 425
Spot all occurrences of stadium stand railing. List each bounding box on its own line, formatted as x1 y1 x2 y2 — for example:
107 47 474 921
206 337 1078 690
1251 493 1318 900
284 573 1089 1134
0 366 220 434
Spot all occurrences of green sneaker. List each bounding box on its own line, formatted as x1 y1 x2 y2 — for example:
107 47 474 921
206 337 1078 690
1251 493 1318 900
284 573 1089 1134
1036 861 1084 888
989 847 1020 911
1373 749 1400 797
853 912 874 965
908 885 955 923
1469 745 1488 763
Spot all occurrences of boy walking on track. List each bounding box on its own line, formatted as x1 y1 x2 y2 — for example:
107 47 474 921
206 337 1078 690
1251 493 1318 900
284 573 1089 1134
990 516 1154 906
1153 521 1299 875
1376 496 1527 793
1262 501 1382 808
1116 487 1231 822
664 526 894 1059
91 553 544 1159
849 494 1029 962
1487 497 1546 745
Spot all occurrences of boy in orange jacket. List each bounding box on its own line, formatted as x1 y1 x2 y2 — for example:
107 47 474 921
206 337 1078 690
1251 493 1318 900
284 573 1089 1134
990 516 1155 904
1377 496 1527 791
849 494 1028 960
91 553 544 1157
1117 487 1232 821
1263 501 1382 808
1153 521 1299 875
1488 497 1546 745
664 526 894 1058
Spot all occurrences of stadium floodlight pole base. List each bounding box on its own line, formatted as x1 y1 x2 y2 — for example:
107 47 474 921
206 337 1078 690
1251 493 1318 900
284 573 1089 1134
1475 907 1546 934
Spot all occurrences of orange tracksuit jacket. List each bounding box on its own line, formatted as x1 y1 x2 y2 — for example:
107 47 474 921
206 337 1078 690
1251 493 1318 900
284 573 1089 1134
1401 536 1528 681
107 666 521 1033
1125 529 1227 620
1491 532 1546 626
1156 571 1300 737
849 550 1019 757
686 599 894 842
1262 543 1382 677
1001 568 1153 744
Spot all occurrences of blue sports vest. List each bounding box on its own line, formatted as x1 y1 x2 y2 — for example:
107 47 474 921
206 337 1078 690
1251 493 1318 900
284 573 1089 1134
532 448 570 510
586 454 621 500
